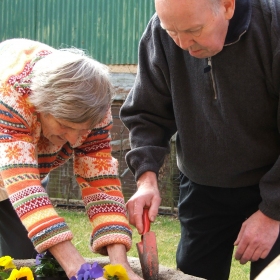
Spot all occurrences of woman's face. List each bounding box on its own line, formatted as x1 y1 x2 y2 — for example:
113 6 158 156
39 113 91 146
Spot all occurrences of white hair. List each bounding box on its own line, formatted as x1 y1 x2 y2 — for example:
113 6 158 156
29 48 114 128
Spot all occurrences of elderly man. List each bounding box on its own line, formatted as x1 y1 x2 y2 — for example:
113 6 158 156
120 0 280 279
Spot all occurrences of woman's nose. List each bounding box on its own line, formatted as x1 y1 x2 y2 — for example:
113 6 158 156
65 131 80 146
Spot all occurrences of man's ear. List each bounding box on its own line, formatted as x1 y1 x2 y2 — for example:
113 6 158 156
223 0 235 20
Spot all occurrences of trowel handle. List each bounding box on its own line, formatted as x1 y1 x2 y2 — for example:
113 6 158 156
142 208 151 235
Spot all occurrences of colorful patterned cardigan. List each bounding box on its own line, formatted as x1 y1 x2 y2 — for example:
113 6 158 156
0 39 132 255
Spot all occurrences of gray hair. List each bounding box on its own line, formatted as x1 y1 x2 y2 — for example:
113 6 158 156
29 48 113 128
155 0 222 15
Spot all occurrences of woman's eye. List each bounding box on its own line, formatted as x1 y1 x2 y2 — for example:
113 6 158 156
59 123 68 129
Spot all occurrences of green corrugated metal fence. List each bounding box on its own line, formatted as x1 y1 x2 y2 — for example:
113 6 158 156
0 0 155 64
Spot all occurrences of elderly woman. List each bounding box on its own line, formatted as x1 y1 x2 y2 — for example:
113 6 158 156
0 38 142 280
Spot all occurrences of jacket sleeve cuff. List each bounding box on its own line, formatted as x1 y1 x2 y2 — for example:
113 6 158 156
259 200 280 221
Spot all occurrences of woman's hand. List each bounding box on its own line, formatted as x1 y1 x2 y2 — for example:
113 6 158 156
48 241 86 278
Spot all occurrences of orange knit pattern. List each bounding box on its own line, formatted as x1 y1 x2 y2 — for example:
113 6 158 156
0 39 132 254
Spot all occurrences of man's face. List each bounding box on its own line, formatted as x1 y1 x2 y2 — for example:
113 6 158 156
156 0 235 58
40 113 91 146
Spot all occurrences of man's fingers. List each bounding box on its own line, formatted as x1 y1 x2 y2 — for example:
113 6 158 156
260 249 269 259
235 245 250 264
134 207 145 234
234 243 246 262
126 201 136 224
251 247 266 262
234 230 246 261
125 176 161 234
235 241 262 264
234 211 280 265
126 199 144 233
148 197 161 222
235 239 252 264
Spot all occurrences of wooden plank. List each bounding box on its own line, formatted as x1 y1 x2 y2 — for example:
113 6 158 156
255 255 280 280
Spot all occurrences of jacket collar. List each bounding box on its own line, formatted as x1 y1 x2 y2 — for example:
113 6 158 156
224 0 252 45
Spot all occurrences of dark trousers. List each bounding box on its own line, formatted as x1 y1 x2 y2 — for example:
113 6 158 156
176 175 280 280
0 199 37 258
0 175 49 259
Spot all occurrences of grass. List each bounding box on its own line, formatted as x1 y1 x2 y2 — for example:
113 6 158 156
57 208 250 279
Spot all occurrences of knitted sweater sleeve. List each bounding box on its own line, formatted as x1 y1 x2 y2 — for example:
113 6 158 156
73 109 132 255
0 80 73 254
0 39 73 253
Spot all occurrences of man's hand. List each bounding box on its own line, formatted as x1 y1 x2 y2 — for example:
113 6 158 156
126 171 161 234
234 210 280 264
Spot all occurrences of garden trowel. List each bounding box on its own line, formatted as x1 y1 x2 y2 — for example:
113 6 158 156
136 208 159 280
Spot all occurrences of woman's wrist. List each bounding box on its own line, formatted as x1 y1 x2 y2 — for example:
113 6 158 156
48 241 85 278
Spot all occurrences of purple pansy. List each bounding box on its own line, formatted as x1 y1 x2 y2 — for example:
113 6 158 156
70 262 104 280
35 253 45 265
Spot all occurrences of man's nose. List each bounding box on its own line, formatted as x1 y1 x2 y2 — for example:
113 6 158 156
174 33 195 50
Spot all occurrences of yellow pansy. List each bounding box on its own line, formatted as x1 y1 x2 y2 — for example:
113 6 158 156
0 256 16 270
103 264 129 280
7 267 34 280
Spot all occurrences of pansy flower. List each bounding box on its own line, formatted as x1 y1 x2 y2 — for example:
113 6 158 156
35 253 44 265
0 256 16 270
6 267 34 280
70 262 104 280
103 264 129 280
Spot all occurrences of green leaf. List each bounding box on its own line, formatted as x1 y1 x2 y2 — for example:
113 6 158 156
0 271 10 280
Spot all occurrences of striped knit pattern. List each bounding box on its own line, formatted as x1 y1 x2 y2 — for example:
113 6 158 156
0 39 132 254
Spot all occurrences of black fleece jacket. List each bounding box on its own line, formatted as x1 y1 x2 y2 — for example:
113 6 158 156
120 0 280 220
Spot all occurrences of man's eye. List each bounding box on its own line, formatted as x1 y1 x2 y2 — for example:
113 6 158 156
167 30 177 37
190 28 202 36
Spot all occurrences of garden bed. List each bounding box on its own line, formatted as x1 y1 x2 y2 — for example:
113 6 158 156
14 257 205 280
